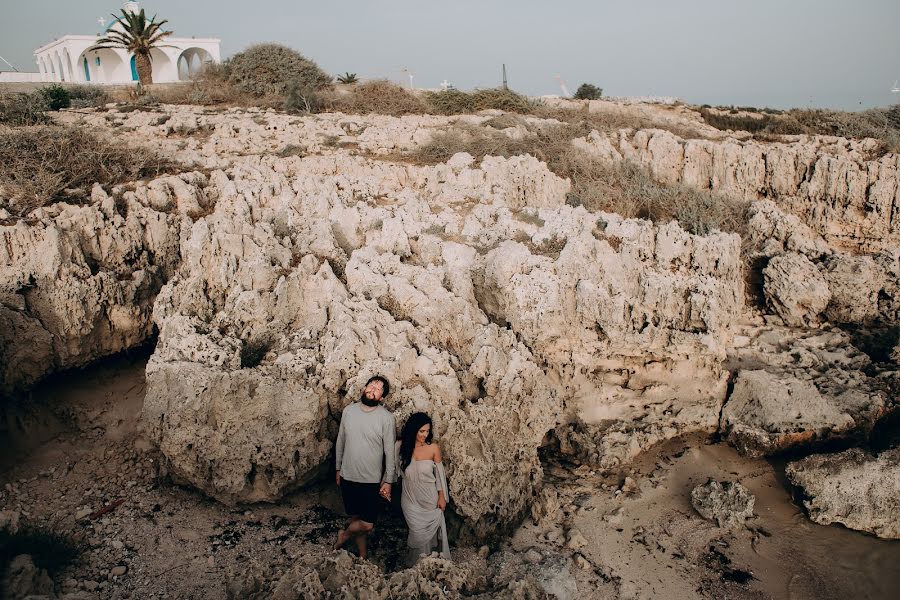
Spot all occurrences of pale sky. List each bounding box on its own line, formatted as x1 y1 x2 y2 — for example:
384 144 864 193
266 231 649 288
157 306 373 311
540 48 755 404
2 0 899 110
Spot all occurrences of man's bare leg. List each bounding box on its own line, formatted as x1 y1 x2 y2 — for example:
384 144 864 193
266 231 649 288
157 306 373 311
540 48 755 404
333 516 360 550
345 519 374 559
355 531 368 559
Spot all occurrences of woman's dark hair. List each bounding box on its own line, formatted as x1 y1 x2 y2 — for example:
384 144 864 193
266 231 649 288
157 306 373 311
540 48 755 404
399 412 433 472
366 375 390 398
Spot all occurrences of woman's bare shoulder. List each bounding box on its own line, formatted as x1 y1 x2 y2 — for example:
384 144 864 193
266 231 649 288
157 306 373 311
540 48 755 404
430 441 443 462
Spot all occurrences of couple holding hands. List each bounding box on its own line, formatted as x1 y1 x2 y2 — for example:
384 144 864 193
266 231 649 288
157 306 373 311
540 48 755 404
333 376 450 565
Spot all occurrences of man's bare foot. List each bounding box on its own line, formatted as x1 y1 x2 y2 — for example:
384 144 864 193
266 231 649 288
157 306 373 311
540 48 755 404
333 529 349 550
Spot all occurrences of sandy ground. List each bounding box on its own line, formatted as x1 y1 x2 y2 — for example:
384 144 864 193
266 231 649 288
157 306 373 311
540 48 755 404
2 350 899 599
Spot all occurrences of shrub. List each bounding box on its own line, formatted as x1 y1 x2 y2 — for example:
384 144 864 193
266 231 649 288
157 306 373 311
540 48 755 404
284 80 322 113
423 89 477 115
323 80 427 116
411 123 748 237
573 83 603 100
471 88 533 113
39 84 71 110
0 93 50 126
67 85 111 109
0 126 177 217
226 43 333 97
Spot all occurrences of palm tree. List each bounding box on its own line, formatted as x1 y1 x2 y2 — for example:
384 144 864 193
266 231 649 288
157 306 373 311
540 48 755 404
90 8 173 86
336 72 359 85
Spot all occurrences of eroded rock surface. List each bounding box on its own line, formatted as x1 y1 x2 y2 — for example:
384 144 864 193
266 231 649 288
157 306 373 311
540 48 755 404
576 129 900 253
786 447 900 539
0 178 204 394
721 326 885 456
142 149 742 539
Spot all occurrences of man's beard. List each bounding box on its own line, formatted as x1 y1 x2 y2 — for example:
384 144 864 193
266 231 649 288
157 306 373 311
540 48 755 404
360 394 379 407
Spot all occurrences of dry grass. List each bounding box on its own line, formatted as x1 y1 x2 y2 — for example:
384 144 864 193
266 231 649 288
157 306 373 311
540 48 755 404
0 126 178 217
410 123 748 237
700 104 900 152
322 80 428 116
536 104 709 140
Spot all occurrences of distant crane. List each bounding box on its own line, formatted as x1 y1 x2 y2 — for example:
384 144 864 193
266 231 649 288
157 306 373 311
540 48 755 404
554 75 571 98
892 80 900 93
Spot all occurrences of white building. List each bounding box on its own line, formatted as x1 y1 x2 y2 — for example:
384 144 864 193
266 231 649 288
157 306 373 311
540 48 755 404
32 2 220 84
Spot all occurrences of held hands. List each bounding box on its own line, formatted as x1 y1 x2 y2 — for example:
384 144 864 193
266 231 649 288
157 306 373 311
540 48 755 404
379 482 392 502
437 496 446 512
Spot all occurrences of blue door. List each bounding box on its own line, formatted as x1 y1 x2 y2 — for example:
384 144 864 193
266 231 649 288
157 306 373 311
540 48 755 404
130 55 138 81
83 57 91 81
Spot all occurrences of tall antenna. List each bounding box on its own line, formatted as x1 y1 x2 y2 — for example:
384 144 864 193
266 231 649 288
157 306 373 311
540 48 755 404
502 64 508 90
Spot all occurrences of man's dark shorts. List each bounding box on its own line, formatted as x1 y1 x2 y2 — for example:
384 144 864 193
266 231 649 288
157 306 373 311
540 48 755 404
340 479 382 524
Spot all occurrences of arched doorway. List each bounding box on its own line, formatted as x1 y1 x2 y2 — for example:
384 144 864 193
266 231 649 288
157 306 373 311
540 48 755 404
83 56 91 82
130 55 138 81
177 47 213 81
90 49 126 83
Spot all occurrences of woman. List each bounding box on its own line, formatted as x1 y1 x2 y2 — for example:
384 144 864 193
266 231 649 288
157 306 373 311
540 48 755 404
396 412 450 565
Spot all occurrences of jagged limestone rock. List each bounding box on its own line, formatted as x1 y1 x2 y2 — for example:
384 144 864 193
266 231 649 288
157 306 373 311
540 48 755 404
786 447 900 539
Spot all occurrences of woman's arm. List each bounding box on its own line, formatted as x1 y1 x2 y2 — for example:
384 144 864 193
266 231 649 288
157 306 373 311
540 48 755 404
433 443 447 511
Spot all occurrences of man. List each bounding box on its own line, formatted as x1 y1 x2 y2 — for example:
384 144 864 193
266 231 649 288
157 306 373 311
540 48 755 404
333 375 396 559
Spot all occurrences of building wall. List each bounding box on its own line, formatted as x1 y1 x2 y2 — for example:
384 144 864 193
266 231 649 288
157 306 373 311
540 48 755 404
33 36 220 84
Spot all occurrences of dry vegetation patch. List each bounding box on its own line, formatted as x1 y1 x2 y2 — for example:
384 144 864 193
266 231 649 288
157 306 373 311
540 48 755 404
412 123 748 237
700 104 900 152
0 126 177 217
322 80 428 116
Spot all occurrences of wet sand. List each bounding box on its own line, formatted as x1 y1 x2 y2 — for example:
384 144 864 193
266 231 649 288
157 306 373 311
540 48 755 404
2 351 899 599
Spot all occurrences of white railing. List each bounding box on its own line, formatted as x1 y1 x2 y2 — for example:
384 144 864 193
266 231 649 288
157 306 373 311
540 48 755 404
0 72 45 82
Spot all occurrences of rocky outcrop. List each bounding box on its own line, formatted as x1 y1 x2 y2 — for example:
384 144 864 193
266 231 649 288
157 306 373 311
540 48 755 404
575 129 900 253
142 150 743 539
748 201 900 327
690 480 755 529
762 253 830 326
786 447 900 539
721 326 885 456
0 177 207 394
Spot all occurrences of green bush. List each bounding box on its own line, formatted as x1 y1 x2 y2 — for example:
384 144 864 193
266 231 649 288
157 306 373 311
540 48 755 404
0 93 50 126
39 84 71 110
284 80 321 113
573 83 603 100
226 43 333 97
67 85 111 109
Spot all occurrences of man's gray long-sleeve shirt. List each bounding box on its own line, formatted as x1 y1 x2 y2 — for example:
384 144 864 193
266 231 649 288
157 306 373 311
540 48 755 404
335 402 397 484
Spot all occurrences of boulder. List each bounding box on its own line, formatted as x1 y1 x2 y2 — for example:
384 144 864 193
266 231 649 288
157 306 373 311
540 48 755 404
721 327 885 456
763 253 830 326
786 447 900 539
690 480 755 528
